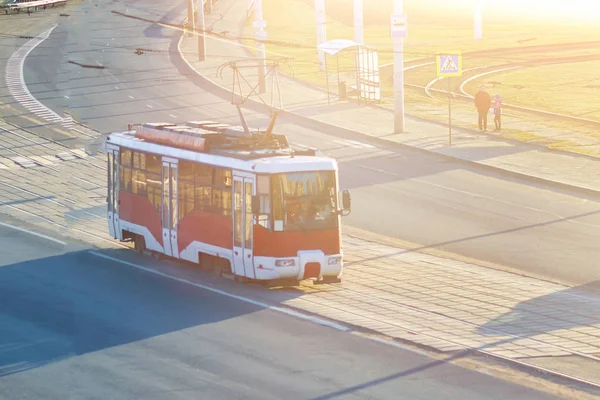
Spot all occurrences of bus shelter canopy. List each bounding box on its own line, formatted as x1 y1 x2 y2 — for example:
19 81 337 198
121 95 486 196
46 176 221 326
317 39 360 56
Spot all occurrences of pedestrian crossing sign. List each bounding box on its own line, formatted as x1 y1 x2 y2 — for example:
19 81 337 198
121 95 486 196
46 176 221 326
436 52 462 77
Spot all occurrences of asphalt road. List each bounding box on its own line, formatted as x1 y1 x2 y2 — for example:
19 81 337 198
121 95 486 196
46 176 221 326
0 221 563 400
2 0 600 291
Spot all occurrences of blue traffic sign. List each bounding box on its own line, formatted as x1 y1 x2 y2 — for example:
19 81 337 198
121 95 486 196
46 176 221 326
436 53 462 77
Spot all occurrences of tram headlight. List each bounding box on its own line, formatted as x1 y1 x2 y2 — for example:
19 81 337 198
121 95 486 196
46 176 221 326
275 259 296 267
328 256 342 265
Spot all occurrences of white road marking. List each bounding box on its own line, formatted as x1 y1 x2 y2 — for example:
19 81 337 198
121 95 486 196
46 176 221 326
291 142 311 149
169 114 177 118
128 95 135 99
89 251 351 332
146 104 153 108
5 25 72 127
0 221 67 246
332 139 375 149
357 164 399 176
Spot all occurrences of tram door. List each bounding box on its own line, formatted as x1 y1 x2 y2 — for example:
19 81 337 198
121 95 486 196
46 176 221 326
232 174 255 278
161 158 179 257
106 145 121 240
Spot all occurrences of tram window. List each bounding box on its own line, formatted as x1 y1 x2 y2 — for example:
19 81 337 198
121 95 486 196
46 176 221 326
257 175 269 194
133 151 146 169
146 154 161 174
179 161 195 219
257 175 271 229
195 186 212 211
119 149 132 192
213 187 232 216
120 149 132 166
212 167 232 216
132 170 147 195
130 151 147 196
146 173 161 213
214 168 232 187
271 175 284 221
194 163 213 211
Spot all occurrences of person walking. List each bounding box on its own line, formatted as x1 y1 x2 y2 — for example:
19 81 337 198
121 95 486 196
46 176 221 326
492 94 502 131
474 85 491 132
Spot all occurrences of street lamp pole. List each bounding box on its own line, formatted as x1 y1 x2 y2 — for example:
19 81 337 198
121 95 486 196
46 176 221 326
254 0 267 93
354 0 363 44
393 0 405 133
474 0 483 40
315 0 327 70
196 0 206 60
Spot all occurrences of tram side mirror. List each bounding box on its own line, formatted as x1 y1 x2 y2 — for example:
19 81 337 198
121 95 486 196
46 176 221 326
341 190 351 213
252 195 261 215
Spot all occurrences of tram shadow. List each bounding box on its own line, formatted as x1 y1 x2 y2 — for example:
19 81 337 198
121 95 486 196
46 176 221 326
475 279 600 351
0 248 269 378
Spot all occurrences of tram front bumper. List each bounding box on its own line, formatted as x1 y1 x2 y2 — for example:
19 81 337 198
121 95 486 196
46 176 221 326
254 252 343 281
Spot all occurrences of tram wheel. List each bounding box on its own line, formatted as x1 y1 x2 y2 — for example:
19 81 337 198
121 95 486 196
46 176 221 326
134 235 146 254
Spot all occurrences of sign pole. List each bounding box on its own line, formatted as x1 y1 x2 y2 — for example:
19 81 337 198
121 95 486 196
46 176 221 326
315 0 327 70
254 0 267 93
474 0 483 40
448 77 452 145
436 51 462 145
354 0 364 44
187 0 194 35
196 0 206 61
391 2 407 134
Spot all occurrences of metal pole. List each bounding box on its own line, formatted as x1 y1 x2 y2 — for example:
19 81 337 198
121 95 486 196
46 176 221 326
196 0 206 61
207 0 213 14
354 0 363 44
254 0 267 93
448 77 452 145
187 0 194 35
393 0 405 133
325 57 330 105
474 0 483 40
336 55 340 91
315 0 327 70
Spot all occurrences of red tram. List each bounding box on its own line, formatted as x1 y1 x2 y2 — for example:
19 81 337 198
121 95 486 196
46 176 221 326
106 120 351 284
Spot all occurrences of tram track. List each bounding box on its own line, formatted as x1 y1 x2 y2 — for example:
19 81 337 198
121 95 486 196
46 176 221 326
0 178 126 248
406 52 600 126
0 120 117 247
0 119 106 176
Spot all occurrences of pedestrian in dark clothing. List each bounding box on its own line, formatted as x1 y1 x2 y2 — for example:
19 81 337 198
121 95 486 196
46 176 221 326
474 85 491 132
492 94 502 131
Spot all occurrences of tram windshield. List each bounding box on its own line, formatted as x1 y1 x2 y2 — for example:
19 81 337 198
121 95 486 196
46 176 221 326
272 171 338 231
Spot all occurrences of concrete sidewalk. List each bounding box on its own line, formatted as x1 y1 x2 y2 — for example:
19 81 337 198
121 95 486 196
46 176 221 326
178 0 600 195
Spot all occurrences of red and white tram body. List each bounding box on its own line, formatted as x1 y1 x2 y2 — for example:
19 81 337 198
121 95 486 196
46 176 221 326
106 121 351 283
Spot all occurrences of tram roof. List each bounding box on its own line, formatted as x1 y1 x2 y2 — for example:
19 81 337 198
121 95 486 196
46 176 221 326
106 131 338 174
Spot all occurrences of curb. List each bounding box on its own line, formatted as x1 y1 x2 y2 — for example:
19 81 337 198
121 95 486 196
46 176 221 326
176 34 600 198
